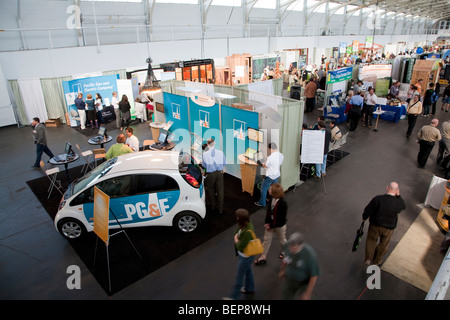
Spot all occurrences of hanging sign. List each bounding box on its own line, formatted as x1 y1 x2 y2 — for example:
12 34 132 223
190 93 215 107
365 36 373 49
352 40 359 54
327 66 353 84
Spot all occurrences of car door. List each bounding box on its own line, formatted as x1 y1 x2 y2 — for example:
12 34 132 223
123 173 180 226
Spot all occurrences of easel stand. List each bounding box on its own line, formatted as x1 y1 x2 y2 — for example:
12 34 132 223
93 209 142 293
297 163 327 195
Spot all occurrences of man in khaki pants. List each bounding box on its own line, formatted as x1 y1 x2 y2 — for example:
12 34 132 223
362 182 406 266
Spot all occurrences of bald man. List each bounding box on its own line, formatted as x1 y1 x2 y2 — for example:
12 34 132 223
362 182 406 266
417 118 441 168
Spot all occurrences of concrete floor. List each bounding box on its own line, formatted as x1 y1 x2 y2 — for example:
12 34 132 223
0 99 449 301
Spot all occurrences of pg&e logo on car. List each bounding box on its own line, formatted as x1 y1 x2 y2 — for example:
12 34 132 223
123 193 172 222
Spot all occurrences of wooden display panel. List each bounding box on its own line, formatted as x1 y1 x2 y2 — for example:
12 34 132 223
238 154 258 196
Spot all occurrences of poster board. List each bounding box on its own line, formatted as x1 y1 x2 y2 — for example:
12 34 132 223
94 186 110 246
301 130 325 164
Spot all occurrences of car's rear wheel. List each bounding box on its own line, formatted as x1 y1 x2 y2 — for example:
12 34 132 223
57 218 86 240
174 211 201 233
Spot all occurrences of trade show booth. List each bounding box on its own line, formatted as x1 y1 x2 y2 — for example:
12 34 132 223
157 79 304 192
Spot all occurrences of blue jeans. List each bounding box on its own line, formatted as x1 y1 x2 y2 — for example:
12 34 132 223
34 143 54 167
257 176 278 206
316 154 327 177
230 254 254 299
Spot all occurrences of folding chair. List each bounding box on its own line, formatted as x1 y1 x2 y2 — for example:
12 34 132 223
76 144 94 174
92 148 106 166
40 161 64 199
334 132 348 159
143 139 155 151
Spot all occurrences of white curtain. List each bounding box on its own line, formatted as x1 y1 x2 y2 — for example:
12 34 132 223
18 79 48 124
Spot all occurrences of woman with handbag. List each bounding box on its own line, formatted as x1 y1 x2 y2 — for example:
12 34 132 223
254 183 288 266
224 208 256 300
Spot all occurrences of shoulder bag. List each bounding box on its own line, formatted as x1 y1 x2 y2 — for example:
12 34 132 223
243 230 264 256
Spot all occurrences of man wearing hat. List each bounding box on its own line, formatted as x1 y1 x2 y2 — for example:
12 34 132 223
279 232 320 300
406 92 423 138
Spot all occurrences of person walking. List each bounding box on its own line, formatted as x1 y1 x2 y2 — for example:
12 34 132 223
406 93 422 138
224 208 255 300
442 83 450 112
202 138 226 214
279 232 320 300
417 118 441 168
362 182 406 266
254 183 288 265
255 142 284 207
31 117 54 168
423 83 434 117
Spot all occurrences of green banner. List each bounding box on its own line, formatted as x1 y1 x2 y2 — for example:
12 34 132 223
327 67 353 84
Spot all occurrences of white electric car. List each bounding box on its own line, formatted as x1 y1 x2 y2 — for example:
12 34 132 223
54 151 205 240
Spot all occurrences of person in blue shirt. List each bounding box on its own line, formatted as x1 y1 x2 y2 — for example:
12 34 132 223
348 90 364 131
202 138 226 214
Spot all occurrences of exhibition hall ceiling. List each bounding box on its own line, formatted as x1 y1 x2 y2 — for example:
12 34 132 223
319 0 450 20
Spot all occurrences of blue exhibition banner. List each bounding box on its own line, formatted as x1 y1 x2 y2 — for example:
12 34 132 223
221 105 259 165
163 92 190 152
189 100 221 149
62 74 119 126
163 92 189 131
326 66 353 84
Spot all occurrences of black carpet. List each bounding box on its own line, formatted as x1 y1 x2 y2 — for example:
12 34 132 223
300 149 350 181
72 119 142 137
26 165 259 295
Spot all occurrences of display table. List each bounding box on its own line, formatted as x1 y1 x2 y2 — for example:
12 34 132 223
324 105 347 124
149 122 165 140
238 154 258 196
49 153 79 183
371 104 407 123
149 141 175 151
88 135 113 149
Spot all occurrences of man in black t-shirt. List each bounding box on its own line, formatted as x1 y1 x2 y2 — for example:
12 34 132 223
362 182 406 266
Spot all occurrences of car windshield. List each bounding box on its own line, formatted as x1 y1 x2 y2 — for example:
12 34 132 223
70 158 118 196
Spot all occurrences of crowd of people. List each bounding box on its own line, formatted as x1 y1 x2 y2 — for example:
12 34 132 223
72 85 155 133
29 46 450 300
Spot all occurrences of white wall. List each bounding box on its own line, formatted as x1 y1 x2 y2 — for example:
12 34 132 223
0 32 438 81
0 64 15 126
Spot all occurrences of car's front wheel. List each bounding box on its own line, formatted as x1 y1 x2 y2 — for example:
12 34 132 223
57 218 86 240
174 211 201 233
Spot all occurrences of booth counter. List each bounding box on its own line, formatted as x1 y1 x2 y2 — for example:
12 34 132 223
238 153 258 196
371 104 407 123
